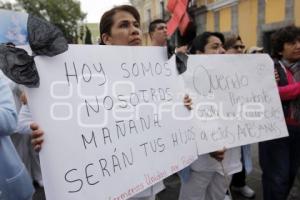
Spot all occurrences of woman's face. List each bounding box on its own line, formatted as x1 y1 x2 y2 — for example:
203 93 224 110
102 11 142 46
196 36 225 54
226 40 245 54
280 38 300 62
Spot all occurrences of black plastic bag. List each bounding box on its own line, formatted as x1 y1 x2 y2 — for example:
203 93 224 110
28 14 68 56
167 41 188 75
0 11 69 87
0 45 39 87
175 52 188 74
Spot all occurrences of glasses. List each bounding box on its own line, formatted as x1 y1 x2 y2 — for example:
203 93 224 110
233 45 245 50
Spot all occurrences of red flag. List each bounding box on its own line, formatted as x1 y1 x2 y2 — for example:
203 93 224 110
179 13 190 35
181 0 188 8
167 0 177 12
167 0 191 36
173 0 186 20
167 16 178 36
167 0 186 36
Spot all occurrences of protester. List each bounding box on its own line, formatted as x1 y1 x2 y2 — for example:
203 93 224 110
224 34 255 199
0 75 34 200
0 50 43 189
29 5 191 200
100 6 166 199
16 92 43 187
99 5 141 46
224 34 245 54
149 19 167 46
259 25 300 200
148 18 188 54
0 50 43 194
179 32 242 200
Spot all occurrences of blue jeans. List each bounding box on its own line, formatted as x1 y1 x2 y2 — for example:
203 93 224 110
259 125 300 200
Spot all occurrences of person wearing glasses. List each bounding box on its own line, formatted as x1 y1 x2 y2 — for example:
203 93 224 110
224 34 245 54
179 32 242 200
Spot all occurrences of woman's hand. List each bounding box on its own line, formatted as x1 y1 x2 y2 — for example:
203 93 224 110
175 45 188 54
30 123 44 152
209 148 226 162
184 94 193 110
20 92 27 105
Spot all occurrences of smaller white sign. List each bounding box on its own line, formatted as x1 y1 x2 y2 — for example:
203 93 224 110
184 54 289 154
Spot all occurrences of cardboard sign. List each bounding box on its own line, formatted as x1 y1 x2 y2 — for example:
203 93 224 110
183 54 289 154
26 45 198 200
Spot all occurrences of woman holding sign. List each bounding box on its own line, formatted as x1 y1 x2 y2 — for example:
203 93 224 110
179 32 242 200
259 25 300 200
31 5 175 200
99 5 165 200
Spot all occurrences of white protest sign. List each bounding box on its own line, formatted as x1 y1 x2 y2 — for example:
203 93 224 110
26 45 197 200
184 54 288 154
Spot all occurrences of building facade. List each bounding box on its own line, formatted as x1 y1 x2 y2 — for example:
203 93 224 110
131 0 300 51
130 0 169 45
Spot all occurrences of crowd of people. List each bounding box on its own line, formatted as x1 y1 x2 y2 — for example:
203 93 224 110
1 4 300 200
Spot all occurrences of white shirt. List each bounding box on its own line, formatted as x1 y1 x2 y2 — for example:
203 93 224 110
190 147 242 175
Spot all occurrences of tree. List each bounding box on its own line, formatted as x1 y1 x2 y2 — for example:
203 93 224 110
0 0 21 10
0 0 12 9
16 0 86 43
79 24 84 41
84 26 92 44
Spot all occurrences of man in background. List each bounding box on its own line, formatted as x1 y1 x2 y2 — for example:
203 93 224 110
149 19 168 46
148 19 188 54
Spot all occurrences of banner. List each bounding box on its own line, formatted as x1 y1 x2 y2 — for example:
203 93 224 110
183 54 289 154
26 45 198 200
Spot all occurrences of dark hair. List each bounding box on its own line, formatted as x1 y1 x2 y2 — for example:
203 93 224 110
224 34 242 50
148 19 166 33
99 5 140 45
271 25 300 59
189 31 224 54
